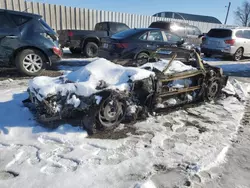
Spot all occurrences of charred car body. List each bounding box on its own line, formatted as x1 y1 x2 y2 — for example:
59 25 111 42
23 48 227 134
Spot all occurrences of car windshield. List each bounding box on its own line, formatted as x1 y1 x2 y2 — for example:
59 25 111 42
112 29 140 39
207 29 232 38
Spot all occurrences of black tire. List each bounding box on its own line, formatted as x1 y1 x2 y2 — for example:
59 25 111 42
69 47 81 54
15 49 46 76
204 53 212 58
233 47 243 61
136 52 149 66
83 42 98 58
96 94 127 130
205 77 222 101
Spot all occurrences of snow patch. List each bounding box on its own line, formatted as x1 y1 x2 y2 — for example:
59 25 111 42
95 95 102 105
141 59 197 74
67 95 81 108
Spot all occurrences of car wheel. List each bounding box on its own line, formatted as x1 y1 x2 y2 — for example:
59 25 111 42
96 94 126 129
206 77 222 101
136 52 149 66
15 49 46 76
69 47 81 54
84 42 98 58
204 53 212 58
233 47 243 61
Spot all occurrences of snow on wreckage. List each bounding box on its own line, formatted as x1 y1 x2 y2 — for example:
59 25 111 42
23 51 228 134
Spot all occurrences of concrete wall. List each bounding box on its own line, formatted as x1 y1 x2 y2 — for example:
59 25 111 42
0 0 231 33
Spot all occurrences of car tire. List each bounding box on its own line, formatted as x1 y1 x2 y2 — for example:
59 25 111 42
83 42 98 58
136 52 149 66
69 47 81 54
205 77 222 101
15 49 46 76
96 94 127 130
204 53 212 58
233 47 243 61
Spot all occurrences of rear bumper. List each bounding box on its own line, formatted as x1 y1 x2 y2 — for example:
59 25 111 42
49 54 61 64
201 48 232 56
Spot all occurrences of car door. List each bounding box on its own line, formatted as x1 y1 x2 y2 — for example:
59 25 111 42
0 11 20 64
158 31 189 60
141 30 165 51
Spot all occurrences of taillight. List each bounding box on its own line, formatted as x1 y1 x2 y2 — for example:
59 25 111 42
202 37 206 43
224 39 235 45
115 43 128 48
53 47 62 57
68 31 73 37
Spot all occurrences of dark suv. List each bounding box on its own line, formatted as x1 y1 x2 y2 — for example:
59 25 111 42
0 9 62 76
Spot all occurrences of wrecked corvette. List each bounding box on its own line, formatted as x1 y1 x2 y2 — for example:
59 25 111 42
23 48 228 133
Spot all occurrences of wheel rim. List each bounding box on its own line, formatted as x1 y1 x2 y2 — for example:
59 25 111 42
87 46 97 57
207 80 220 100
136 54 149 66
98 97 126 128
235 49 243 60
23 54 43 73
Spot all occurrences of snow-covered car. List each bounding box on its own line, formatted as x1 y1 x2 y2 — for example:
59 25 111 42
23 49 228 134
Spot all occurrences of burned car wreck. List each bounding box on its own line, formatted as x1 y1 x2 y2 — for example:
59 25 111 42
23 48 228 134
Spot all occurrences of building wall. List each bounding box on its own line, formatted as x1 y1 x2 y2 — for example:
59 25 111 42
0 0 232 33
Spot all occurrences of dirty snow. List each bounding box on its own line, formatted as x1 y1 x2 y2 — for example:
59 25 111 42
29 58 154 101
0 78 249 188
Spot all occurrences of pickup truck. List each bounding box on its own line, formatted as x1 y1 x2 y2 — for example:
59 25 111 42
57 22 130 57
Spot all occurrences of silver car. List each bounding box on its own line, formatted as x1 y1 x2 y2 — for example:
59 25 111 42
201 27 250 61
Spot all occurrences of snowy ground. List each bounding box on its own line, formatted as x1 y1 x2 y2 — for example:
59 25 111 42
1 51 250 187
0 76 249 188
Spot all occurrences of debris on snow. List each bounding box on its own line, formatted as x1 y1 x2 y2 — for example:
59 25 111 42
67 95 81 108
223 79 249 100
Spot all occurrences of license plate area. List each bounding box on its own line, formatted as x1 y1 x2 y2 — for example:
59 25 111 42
103 43 109 48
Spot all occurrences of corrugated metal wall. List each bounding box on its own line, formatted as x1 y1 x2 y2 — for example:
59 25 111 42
0 0 231 33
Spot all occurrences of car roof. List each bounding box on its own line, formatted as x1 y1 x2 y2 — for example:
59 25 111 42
97 21 127 24
132 28 161 31
0 9 42 18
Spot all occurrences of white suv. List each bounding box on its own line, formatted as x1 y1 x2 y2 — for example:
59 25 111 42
201 27 250 61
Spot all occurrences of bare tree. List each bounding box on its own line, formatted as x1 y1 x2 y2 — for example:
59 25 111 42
234 1 250 26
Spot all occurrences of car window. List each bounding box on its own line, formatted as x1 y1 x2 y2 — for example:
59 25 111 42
139 32 148 40
207 29 232 38
147 31 163 41
236 30 244 38
186 26 202 36
164 32 181 43
95 23 108 31
0 13 13 29
112 29 139 39
243 30 250 39
110 23 129 33
10 14 31 26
